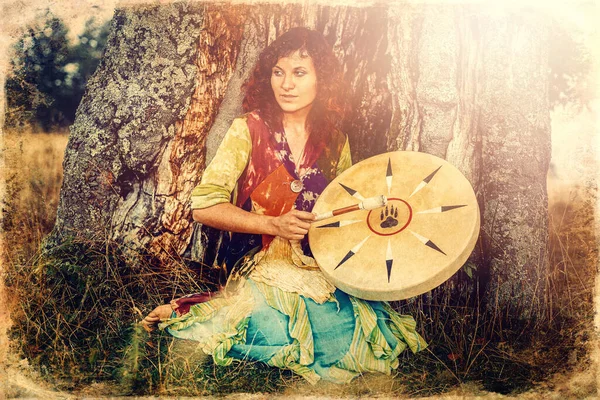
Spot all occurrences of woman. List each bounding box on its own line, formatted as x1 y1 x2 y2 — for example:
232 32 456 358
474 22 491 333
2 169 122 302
143 27 426 384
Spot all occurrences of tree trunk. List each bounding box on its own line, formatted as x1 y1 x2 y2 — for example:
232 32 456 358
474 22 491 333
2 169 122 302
385 5 550 320
49 2 551 321
477 10 551 320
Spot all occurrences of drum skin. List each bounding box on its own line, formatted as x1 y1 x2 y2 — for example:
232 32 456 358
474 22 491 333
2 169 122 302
308 151 480 301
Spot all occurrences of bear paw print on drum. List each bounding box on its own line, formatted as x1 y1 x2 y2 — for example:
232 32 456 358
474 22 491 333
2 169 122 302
367 198 412 236
380 205 398 228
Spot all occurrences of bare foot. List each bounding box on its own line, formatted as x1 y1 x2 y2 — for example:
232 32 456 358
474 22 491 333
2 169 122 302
141 304 173 332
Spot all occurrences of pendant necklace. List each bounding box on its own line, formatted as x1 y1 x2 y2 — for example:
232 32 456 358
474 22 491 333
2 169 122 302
290 138 308 194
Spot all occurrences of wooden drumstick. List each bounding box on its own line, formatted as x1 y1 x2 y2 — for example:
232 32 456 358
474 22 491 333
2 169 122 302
314 195 388 221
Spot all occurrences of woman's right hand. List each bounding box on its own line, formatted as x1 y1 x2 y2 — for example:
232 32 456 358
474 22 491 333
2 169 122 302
193 203 316 240
269 209 316 240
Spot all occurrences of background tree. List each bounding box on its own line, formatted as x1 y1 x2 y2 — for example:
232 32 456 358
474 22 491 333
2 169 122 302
62 18 112 124
548 16 594 111
5 11 70 130
4 13 110 131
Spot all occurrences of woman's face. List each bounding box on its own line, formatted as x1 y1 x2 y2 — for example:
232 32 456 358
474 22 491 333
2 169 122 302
271 50 318 118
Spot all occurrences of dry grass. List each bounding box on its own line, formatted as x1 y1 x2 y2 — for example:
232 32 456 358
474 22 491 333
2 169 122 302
1 129 293 396
1 129 597 397
389 178 598 396
1 131 68 260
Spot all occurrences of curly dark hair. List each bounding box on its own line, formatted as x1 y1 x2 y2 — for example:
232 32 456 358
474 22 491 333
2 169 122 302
242 27 346 145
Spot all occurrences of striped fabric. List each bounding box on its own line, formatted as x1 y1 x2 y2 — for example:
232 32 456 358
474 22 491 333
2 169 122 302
161 277 427 384
254 281 315 365
160 283 255 366
333 297 427 378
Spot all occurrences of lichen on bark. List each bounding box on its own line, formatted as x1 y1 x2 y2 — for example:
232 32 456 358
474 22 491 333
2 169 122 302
49 3 204 250
478 9 551 319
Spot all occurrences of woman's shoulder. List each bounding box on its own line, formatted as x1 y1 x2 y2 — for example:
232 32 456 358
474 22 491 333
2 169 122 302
328 128 348 151
236 111 275 141
223 111 270 140
237 110 262 124
231 111 265 130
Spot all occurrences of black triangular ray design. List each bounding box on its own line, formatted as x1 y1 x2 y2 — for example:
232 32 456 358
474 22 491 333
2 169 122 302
386 158 392 177
423 165 442 183
441 205 467 212
317 221 340 228
335 250 355 269
386 259 393 283
317 221 341 228
425 240 446 255
339 183 357 196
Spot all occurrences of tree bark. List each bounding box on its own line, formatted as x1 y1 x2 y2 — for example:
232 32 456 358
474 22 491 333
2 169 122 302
477 9 551 320
50 3 245 263
50 2 551 321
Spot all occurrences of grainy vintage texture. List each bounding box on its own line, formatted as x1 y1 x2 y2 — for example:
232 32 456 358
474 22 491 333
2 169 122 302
477 10 551 319
49 2 551 320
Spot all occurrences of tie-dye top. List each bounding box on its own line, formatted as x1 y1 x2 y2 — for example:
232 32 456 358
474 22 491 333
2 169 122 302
191 111 351 263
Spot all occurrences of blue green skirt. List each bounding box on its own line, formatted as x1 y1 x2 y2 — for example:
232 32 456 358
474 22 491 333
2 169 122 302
159 278 426 384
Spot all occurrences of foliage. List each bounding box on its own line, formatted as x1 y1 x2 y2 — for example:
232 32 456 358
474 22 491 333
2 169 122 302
62 18 112 124
548 17 595 110
0 133 68 259
4 11 110 131
5 12 70 130
147 336 298 396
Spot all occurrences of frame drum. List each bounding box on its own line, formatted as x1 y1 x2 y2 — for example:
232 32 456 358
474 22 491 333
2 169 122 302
308 151 480 301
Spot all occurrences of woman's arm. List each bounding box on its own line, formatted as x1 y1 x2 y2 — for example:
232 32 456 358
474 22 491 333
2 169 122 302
193 203 315 240
335 134 352 177
192 117 315 240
